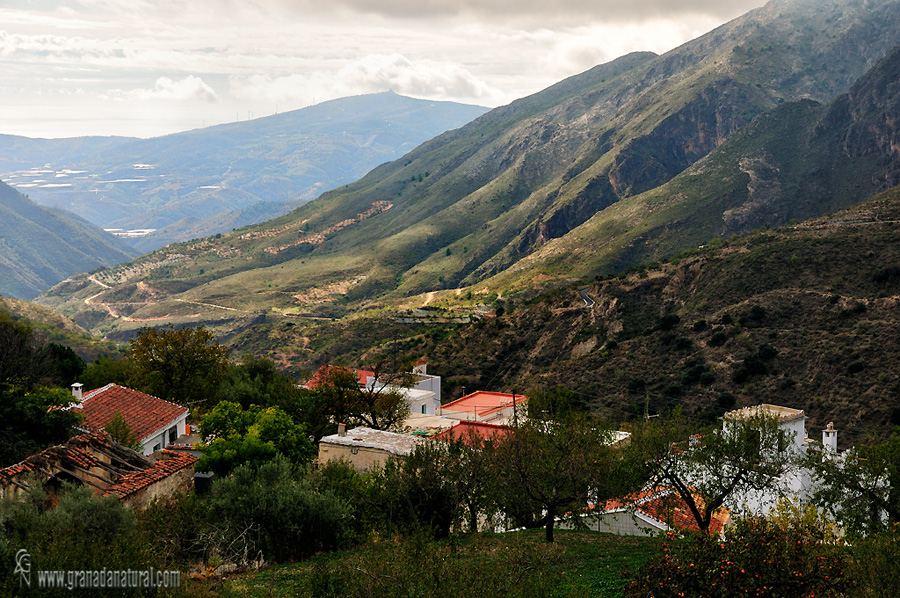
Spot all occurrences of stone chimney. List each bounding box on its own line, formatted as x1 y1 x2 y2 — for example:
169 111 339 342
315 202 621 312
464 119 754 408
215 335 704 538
71 382 83 401
338 423 346 437
822 422 838 452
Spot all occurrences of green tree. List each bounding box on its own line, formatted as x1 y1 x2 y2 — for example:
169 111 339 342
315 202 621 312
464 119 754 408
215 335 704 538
625 508 850 598
206 455 353 562
804 430 900 538
197 401 315 476
79 356 131 390
491 414 630 542
634 410 796 534
220 354 301 410
0 385 83 466
104 411 143 452
310 365 411 432
126 325 230 407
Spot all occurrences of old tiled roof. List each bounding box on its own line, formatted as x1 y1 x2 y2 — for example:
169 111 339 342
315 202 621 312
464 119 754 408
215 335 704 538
74 383 189 442
0 431 151 491
439 391 528 417
104 451 198 499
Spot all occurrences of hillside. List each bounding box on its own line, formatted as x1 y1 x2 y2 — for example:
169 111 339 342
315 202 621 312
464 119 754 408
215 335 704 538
0 295 120 362
0 182 137 299
279 185 900 446
36 0 900 335
0 93 488 251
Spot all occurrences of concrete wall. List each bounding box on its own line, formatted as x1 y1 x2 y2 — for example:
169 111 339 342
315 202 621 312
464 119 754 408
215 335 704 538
122 464 195 510
317 442 399 473
558 511 666 537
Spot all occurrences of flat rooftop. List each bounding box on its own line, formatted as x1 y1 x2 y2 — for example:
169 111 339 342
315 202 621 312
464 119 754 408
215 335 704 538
725 403 806 423
439 391 528 417
319 426 422 456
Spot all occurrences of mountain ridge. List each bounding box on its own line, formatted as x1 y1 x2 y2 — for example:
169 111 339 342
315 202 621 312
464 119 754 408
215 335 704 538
35 0 900 340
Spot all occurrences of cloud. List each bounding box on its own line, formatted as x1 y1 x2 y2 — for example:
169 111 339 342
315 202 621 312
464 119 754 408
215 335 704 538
102 75 220 102
200 0 766 24
231 54 501 105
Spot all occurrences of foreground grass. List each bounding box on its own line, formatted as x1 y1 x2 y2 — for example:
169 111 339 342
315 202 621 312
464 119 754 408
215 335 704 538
210 529 658 598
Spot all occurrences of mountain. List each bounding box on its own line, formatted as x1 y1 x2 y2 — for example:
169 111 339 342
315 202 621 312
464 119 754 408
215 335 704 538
36 0 900 338
407 184 900 445
0 181 138 299
0 93 488 251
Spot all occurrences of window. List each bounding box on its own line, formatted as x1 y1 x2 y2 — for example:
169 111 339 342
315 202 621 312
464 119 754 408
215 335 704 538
422 405 427 414
153 443 161 452
169 426 178 444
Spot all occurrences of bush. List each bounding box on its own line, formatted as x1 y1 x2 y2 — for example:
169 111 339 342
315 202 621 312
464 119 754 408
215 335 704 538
626 510 850 598
206 455 354 563
708 331 727 347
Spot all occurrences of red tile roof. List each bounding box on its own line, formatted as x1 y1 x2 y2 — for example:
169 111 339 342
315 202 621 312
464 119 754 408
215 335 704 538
434 421 512 445
74 384 189 443
598 487 730 535
439 391 528 417
0 431 150 491
104 451 198 499
304 365 374 389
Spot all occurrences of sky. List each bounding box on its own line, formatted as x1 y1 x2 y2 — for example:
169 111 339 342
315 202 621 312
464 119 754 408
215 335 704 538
0 0 769 139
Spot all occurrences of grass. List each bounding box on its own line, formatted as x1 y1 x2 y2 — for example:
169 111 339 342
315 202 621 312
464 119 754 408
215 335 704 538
208 530 659 598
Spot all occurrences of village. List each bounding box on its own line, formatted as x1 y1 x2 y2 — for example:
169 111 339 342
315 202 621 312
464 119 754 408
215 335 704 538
0 359 869 542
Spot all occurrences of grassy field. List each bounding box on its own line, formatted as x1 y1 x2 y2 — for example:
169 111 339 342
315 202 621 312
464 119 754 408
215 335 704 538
207 530 658 598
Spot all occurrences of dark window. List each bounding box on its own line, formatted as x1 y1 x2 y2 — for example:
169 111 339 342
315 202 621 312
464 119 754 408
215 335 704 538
169 426 178 444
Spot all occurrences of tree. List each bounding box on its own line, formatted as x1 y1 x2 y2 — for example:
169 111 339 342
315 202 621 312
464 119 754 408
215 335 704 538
625 505 850 598
804 430 900 538
104 411 142 452
219 354 301 411
635 410 796 534
126 325 230 407
491 414 630 542
310 365 411 432
0 316 82 465
196 401 315 476
0 385 83 466
79 356 131 391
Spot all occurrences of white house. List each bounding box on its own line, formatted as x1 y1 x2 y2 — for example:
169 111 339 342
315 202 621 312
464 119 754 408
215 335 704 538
70 383 190 456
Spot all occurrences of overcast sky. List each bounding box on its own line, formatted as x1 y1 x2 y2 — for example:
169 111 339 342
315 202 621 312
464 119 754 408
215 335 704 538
0 0 768 139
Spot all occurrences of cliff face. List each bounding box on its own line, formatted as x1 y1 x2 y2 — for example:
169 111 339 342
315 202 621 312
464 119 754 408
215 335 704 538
609 79 772 198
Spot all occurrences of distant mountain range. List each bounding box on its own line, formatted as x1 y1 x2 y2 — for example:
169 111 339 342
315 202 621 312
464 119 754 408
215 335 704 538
36 0 900 342
0 182 137 299
0 92 488 251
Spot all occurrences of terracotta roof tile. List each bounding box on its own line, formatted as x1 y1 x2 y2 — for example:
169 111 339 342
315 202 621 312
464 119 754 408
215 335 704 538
74 384 189 442
104 451 198 499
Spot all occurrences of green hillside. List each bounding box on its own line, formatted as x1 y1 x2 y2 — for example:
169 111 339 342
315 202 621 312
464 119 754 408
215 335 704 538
0 182 137 299
36 0 900 347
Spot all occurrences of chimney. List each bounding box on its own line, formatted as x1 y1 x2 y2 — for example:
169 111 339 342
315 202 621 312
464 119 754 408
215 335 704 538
338 423 346 437
822 422 838 453
413 360 427 375
71 383 83 401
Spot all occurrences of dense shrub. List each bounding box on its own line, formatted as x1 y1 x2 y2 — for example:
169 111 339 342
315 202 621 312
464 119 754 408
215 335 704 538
206 456 354 563
625 510 850 598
